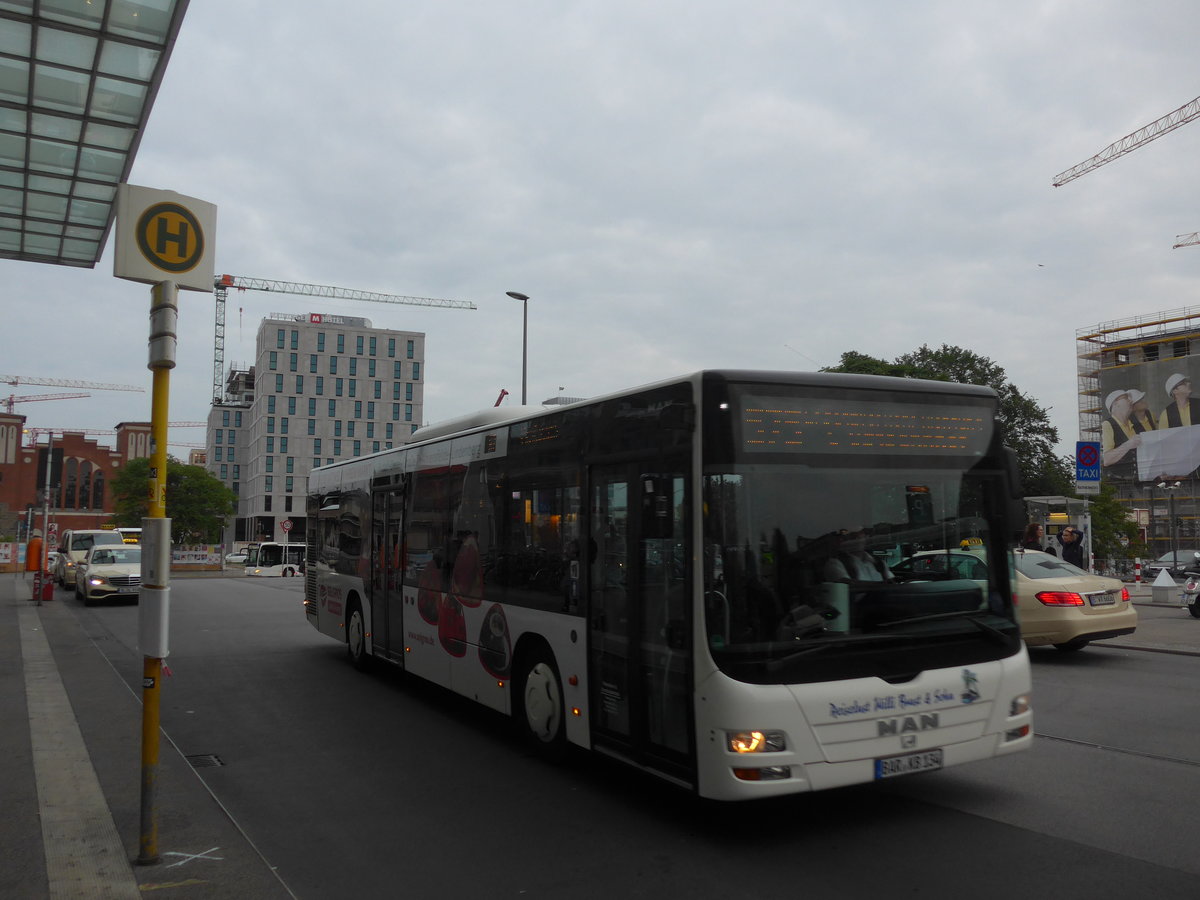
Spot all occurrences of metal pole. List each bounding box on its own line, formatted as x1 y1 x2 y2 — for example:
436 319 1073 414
38 433 52 605
138 280 177 866
506 292 529 405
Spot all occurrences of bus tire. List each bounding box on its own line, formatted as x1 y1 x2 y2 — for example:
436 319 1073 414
513 646 567 760
346 600 370 671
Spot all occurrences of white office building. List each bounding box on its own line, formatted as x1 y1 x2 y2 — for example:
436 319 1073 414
206 312 425 547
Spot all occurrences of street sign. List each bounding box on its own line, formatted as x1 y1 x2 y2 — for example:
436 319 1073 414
1075 440 1101 495
280 519 292 532
114 184 216 292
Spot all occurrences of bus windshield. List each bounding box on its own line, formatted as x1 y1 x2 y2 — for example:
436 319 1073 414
702 381 1020 685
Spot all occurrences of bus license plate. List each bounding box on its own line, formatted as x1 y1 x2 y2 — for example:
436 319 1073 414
875 749 943 779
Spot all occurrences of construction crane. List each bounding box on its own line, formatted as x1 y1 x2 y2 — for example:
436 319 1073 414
1174 232 1200 249
1 374 143 393
1053 95 1200 187
24 423 206 447
211 274 477 403
4 392 90 414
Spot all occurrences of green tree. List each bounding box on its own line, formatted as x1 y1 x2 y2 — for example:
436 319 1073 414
111 457 235 544
1088 482 1147 564
824 344 1073 497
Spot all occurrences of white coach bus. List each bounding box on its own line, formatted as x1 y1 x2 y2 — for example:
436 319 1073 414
304 370 1032 800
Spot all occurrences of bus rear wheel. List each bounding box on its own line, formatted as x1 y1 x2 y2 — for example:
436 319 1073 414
514 648 566 760
346 602 370 670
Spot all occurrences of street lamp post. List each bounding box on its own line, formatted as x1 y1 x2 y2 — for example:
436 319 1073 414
1156 478 1182 574
506 291 529 405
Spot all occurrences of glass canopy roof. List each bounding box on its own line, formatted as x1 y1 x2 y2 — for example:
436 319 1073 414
0 0 190 267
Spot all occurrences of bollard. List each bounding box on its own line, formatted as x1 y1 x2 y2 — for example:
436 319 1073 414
1134 559 1141 583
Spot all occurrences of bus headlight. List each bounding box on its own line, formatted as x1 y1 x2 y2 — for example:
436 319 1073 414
727 730 787 753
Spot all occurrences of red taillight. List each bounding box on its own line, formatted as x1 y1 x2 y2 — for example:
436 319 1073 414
1121 587 1130 602
1035 591 1085 606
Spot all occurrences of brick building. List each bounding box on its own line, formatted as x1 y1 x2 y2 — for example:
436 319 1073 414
0 412 152 540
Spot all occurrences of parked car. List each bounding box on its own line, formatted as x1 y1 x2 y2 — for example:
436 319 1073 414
225 552 249 565
1145 550 1200 579
891 549 1136 652
55 529 126 589
74 545 142 606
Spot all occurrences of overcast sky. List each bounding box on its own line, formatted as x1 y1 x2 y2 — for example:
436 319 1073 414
6 0 1200 458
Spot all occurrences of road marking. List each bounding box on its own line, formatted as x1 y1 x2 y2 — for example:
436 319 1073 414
18 605 141 899
164 847 223 868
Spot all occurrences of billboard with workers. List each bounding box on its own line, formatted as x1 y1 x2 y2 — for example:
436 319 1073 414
1099 358 1200 482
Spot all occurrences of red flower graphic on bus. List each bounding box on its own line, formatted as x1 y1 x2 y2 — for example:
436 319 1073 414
477 603 511 679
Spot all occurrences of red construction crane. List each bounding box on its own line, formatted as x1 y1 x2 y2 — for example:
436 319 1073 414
211 274 476 403
0 374 143 393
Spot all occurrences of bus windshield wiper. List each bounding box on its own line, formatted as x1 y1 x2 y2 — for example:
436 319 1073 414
764 633 911 671
875 609 1011 644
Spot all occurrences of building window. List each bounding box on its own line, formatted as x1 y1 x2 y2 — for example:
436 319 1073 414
281 418 289 434
227 429 235 444
266 476 273 492
356 335 364 355
349 380 357 398
286 476 294 493
407 339 414 359
406 383 413 401
373 380 381 399
233 465 239 479
328 399 336 417
268 351 277 370
392 403 400 420
227 447 235 461
308 397 317 415
337 334 345 353
275 374 284 392
1145 344 1160 362
334 378 342 397
367 422 375 438
215 447 223 462
347 421 355 437
372 442 380 453
354 401 363 418
368 359 376 377
314 438 322 454
349 358 357 376
393 382 401 400
216 430 223 444
313 458 321 469
334 421 342 437
295 375 304 393
330 356 338 374
266 456 274 473
388 338 395 358
280 437 288 453
221 464 228 479
308 419 316 435
222 410 230 427
291 329 298 350
310 354 318 373
405 404 413 421
289 353 298 372
267 417 275 433
353 441 361 456
287 396 296 415
266 437 274 453
393 361 402 379
367 401 375 419
286 457 294 473
369 336 377 356
264 495 272 511
386 423 393 439
317 332 326 352
315 376 324 395
334 439 342 455
276 328 285 349
285 497 293 513
412 362 420 380
267 396 276 413
235 412 242 427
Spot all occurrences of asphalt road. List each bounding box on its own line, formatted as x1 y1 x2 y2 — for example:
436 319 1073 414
69 576 1200 899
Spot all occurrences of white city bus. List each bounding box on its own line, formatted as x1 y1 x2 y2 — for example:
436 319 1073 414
245 541 305 577
305 370 1032 800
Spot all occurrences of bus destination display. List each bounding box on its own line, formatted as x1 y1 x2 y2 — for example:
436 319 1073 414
740 396 991 455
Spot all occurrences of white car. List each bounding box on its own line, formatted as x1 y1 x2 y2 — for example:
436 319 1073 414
225 552 249 565
74 545 142 606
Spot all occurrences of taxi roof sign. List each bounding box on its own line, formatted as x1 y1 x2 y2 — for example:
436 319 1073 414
114 185 216 292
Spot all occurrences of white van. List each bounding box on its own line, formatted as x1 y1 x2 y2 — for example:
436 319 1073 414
55 529 126 589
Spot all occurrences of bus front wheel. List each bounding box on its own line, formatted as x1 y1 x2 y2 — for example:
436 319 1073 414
346 602 370 670
514 648 566 760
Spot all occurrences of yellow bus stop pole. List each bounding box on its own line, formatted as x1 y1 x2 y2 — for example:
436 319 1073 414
138 280 177 865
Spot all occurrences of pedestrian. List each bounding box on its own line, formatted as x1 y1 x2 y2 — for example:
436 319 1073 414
1020 523 1045 552
1059 526 1086 569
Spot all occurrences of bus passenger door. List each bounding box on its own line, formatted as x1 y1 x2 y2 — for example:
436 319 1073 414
588 463 692 776
370 487 406 664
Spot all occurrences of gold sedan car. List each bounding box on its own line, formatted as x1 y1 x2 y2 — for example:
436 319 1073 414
891 549 1137 652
